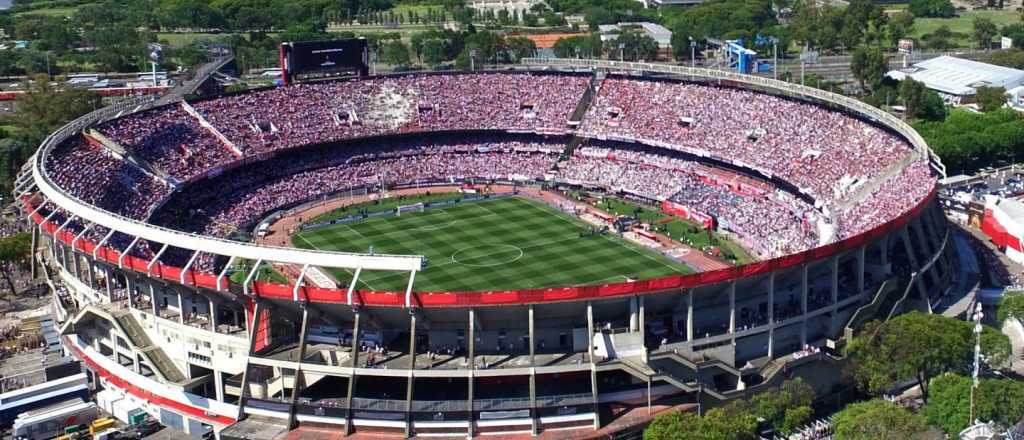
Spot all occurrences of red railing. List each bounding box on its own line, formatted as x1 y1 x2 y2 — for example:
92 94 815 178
25 186 937 308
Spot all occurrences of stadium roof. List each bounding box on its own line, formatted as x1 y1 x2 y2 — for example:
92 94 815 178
887 56 1024 96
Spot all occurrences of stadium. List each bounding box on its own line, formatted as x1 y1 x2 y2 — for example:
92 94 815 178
17 57 957 439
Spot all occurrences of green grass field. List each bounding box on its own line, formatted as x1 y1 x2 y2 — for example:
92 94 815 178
293 196 691 292
911 10 1021 46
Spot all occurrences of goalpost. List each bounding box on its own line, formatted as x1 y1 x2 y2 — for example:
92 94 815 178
396 202 425 216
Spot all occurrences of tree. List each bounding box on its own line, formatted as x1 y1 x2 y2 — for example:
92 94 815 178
505 36 537 61
749 378 815 432
12 75 102 153
847 312 1011 402
923 374 1024 436
420 38 448 66
1005 23 1024 49
923 25 957 50
888 12 915 46
908 0 955 18
851 45 887 91
613 30 659 61
973 17 998 50
983 49 1024 69
832 399 929 440
976 86 1007 112
553 34 603 58
900 78 946 122
914 108 1024 172
644 401 758 440
381 40 411 67
998 292 1024 322
0 232 32 301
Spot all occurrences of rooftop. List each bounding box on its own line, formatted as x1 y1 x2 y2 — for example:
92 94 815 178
887 56 1024 96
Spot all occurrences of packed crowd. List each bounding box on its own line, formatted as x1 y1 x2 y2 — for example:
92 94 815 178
46 137 172 220
836 162 936 239
193 73 587 155
558 143 819 257
578 79 916 206
95 105 239 182
39 74 943 275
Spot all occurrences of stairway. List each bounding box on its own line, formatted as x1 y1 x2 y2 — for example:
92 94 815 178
111 311 187 384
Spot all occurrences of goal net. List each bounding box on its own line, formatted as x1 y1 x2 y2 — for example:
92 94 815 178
396 202 425 216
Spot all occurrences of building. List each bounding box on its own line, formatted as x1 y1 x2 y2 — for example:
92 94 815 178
982 195 1024 265
597 22 672 59
21 60 955 439
887 56 1024 105
466 0 542 17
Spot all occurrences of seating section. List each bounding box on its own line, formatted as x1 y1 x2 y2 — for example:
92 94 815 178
46 137 172 220
192 73 588 155
578 78 914 205
39 73 940 275
95 105 238 182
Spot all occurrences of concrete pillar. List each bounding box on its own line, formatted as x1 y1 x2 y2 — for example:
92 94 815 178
344 311 360 436
830 256 839 334
209 298 218 329
639 296 647 363
214 370 225 403
587 302 600 429
287 307 311 429
767 274 775 358
857 246 866 297
105 267 114 303
686 290 694 342
177 291 186 324
528 305 538 436
629 297 638 332
404 312 417 438
728 282 736 336
467 308 475 438
800 265 808 347
237 302 264 420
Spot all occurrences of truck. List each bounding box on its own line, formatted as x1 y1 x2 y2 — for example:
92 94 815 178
12 398 99 440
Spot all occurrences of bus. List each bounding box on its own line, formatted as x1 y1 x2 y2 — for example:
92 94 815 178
12 399 98 440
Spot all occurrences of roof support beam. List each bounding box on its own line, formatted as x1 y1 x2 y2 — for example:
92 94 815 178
146 243 169 275
118 236 140 268
180 250 200 285
93 229 115 260
216 256 236 292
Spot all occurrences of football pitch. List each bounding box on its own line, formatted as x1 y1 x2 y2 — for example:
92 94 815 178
292 196 692 292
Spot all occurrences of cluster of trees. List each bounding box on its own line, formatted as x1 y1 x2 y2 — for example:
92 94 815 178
0 75 100 192
644 378 816 440
915 108 1024 173
998 292 1024 323
846 311 1010 403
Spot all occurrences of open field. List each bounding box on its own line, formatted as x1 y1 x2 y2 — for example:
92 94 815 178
293 196 691 292
911 10 1021 45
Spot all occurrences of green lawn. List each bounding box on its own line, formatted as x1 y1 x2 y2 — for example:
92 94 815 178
293 196 691 292
12 6 79 17
310 192 467 224
912 10 1021 45
589 195 755 265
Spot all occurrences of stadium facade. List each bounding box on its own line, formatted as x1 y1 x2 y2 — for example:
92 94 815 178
17 59 956 438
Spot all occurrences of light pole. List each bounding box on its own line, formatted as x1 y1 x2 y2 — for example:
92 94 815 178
470 49 476 71
689 36 696 69
772 39 778 81
619 43 624 62
969 302 983 424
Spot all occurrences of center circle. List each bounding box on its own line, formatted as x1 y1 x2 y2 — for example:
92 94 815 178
451 244 524 267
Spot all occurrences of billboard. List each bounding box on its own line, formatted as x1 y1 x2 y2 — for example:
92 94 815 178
280 38 369 84
898 39 914 53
